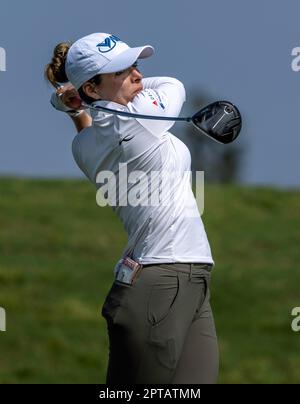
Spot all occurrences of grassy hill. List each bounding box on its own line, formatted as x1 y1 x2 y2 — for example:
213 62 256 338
0 177 299 383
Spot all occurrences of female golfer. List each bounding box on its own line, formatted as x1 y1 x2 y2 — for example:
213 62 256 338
45 32 219 384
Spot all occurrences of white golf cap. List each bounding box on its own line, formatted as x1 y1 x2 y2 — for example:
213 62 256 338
65 33 154 90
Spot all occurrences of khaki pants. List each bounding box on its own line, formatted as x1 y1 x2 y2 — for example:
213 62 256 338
101 263 219 384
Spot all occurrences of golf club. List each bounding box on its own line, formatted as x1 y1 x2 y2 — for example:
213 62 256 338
83 100 242 144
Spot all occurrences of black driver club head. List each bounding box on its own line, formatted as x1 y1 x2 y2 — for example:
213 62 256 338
192 101 242 144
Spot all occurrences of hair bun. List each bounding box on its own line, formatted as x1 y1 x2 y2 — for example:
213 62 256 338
45 42 72 88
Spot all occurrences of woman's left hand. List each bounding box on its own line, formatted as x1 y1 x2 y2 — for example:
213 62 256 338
56 84 84 110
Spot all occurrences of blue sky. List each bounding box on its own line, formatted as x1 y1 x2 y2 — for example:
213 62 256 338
0 0 299 188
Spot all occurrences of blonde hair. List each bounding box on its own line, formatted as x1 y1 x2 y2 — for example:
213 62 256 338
45 40 102 104
44 42 72 88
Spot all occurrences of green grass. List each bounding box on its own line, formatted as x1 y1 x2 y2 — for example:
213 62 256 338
0 177 299 383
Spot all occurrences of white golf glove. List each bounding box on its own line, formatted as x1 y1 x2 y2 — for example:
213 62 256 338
50 89 83 118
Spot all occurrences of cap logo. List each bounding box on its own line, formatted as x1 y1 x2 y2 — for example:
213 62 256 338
97 35 122 53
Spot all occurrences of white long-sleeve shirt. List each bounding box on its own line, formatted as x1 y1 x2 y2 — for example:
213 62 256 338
72 77 214 266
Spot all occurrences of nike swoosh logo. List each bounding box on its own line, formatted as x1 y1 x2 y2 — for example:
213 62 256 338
119 135 134 145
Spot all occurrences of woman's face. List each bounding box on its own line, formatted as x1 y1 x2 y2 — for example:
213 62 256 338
85 62 143 106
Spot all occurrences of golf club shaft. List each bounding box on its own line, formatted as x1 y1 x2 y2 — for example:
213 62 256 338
84 103 192 122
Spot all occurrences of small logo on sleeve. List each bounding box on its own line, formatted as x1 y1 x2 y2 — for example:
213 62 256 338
145 90 165 110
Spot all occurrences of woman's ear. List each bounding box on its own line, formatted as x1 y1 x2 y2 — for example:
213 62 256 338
82 82 101 100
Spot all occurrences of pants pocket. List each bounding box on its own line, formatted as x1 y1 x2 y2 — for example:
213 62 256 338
147 271 179 327
101 281 131 323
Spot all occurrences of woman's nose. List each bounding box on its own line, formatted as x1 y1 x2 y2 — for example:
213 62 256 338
131 66 142 81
